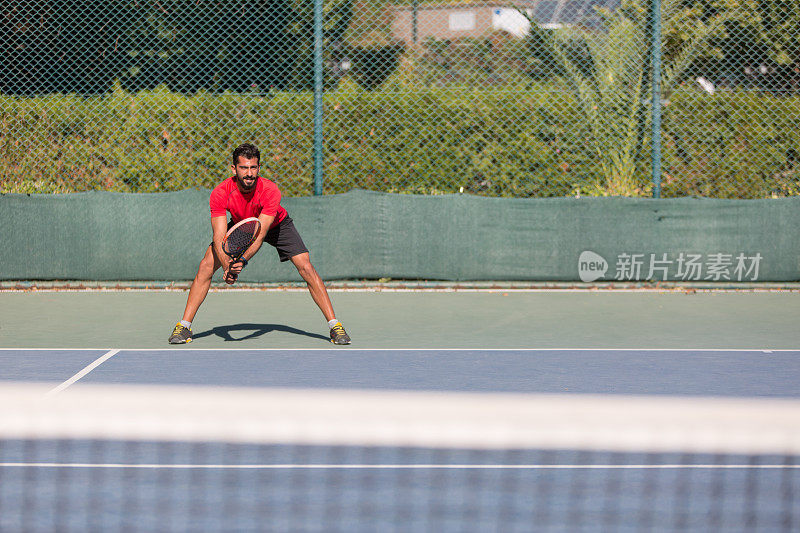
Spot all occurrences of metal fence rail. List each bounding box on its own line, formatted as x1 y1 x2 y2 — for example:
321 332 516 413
1 0 798 198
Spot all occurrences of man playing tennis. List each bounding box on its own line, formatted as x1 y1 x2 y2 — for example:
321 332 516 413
168 143 351 345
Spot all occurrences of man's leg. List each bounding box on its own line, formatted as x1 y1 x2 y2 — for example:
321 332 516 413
182 246 223 323
290 252 335 321
169 246 221 344
290 252 351 344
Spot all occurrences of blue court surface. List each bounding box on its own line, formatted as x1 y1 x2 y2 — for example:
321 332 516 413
2 347 799 531
2 347 800 397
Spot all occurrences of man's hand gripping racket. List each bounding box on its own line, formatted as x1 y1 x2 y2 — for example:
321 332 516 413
222 217 261 285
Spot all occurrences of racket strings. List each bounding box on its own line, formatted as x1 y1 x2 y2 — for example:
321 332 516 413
223 221 259 256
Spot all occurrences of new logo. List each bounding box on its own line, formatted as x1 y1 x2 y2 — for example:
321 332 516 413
579 251 608 282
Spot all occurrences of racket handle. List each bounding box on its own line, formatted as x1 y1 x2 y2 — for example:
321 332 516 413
224 260 237 284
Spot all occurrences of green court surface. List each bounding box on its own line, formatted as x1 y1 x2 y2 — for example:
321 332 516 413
1 288 798 349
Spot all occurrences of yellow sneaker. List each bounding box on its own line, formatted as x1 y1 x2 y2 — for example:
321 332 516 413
168 323 193 344
329 322 351 345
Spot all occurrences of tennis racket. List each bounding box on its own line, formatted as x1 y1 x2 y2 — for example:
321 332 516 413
222 217 261 283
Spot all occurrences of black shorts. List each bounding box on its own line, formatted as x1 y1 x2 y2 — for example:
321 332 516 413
263 216 309 262
219 216 309 262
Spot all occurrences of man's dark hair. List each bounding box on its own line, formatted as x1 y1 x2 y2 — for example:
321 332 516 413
232 143 260 165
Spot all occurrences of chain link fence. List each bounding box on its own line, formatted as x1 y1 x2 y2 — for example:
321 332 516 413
1 0 798 197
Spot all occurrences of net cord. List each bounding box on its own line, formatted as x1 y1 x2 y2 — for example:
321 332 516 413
1 383 799 456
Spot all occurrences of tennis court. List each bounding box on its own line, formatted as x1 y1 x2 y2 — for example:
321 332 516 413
3 0 800 527
1 287 798 531
2 288 799 349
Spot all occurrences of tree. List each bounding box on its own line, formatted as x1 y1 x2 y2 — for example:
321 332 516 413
121 0 353 93
285 0 354 90
674 0 800 91
122 0 297 94
1 0 132 96
759 0 800 66
522 0 731 195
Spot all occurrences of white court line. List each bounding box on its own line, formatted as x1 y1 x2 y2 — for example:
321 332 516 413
3 288 799 293
2 348 798 352
1 463 797 469
44 349 120 398
118 348 798 352
0 348 114 351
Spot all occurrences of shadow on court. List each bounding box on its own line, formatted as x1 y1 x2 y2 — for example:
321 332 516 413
193 323 329 343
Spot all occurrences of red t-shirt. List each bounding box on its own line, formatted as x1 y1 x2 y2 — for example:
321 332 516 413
209 176 288 228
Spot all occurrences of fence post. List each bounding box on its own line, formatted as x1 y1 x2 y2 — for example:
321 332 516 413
313 0 325 196
650 0 662 198
413 0 419 44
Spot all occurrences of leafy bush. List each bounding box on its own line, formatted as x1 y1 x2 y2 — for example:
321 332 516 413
1 84 798 198
662 90 800 198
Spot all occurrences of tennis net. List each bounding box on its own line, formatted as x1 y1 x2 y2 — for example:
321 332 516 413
1 383 798 532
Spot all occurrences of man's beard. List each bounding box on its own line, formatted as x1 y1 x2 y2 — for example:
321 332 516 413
238 176 256 191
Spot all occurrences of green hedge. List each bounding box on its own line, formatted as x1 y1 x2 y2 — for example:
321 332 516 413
662 92 800 198
1 85 799 198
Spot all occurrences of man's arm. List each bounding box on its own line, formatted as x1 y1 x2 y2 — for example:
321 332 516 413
211 215 230 271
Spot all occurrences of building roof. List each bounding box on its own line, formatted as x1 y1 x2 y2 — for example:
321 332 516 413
392 0 620 28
